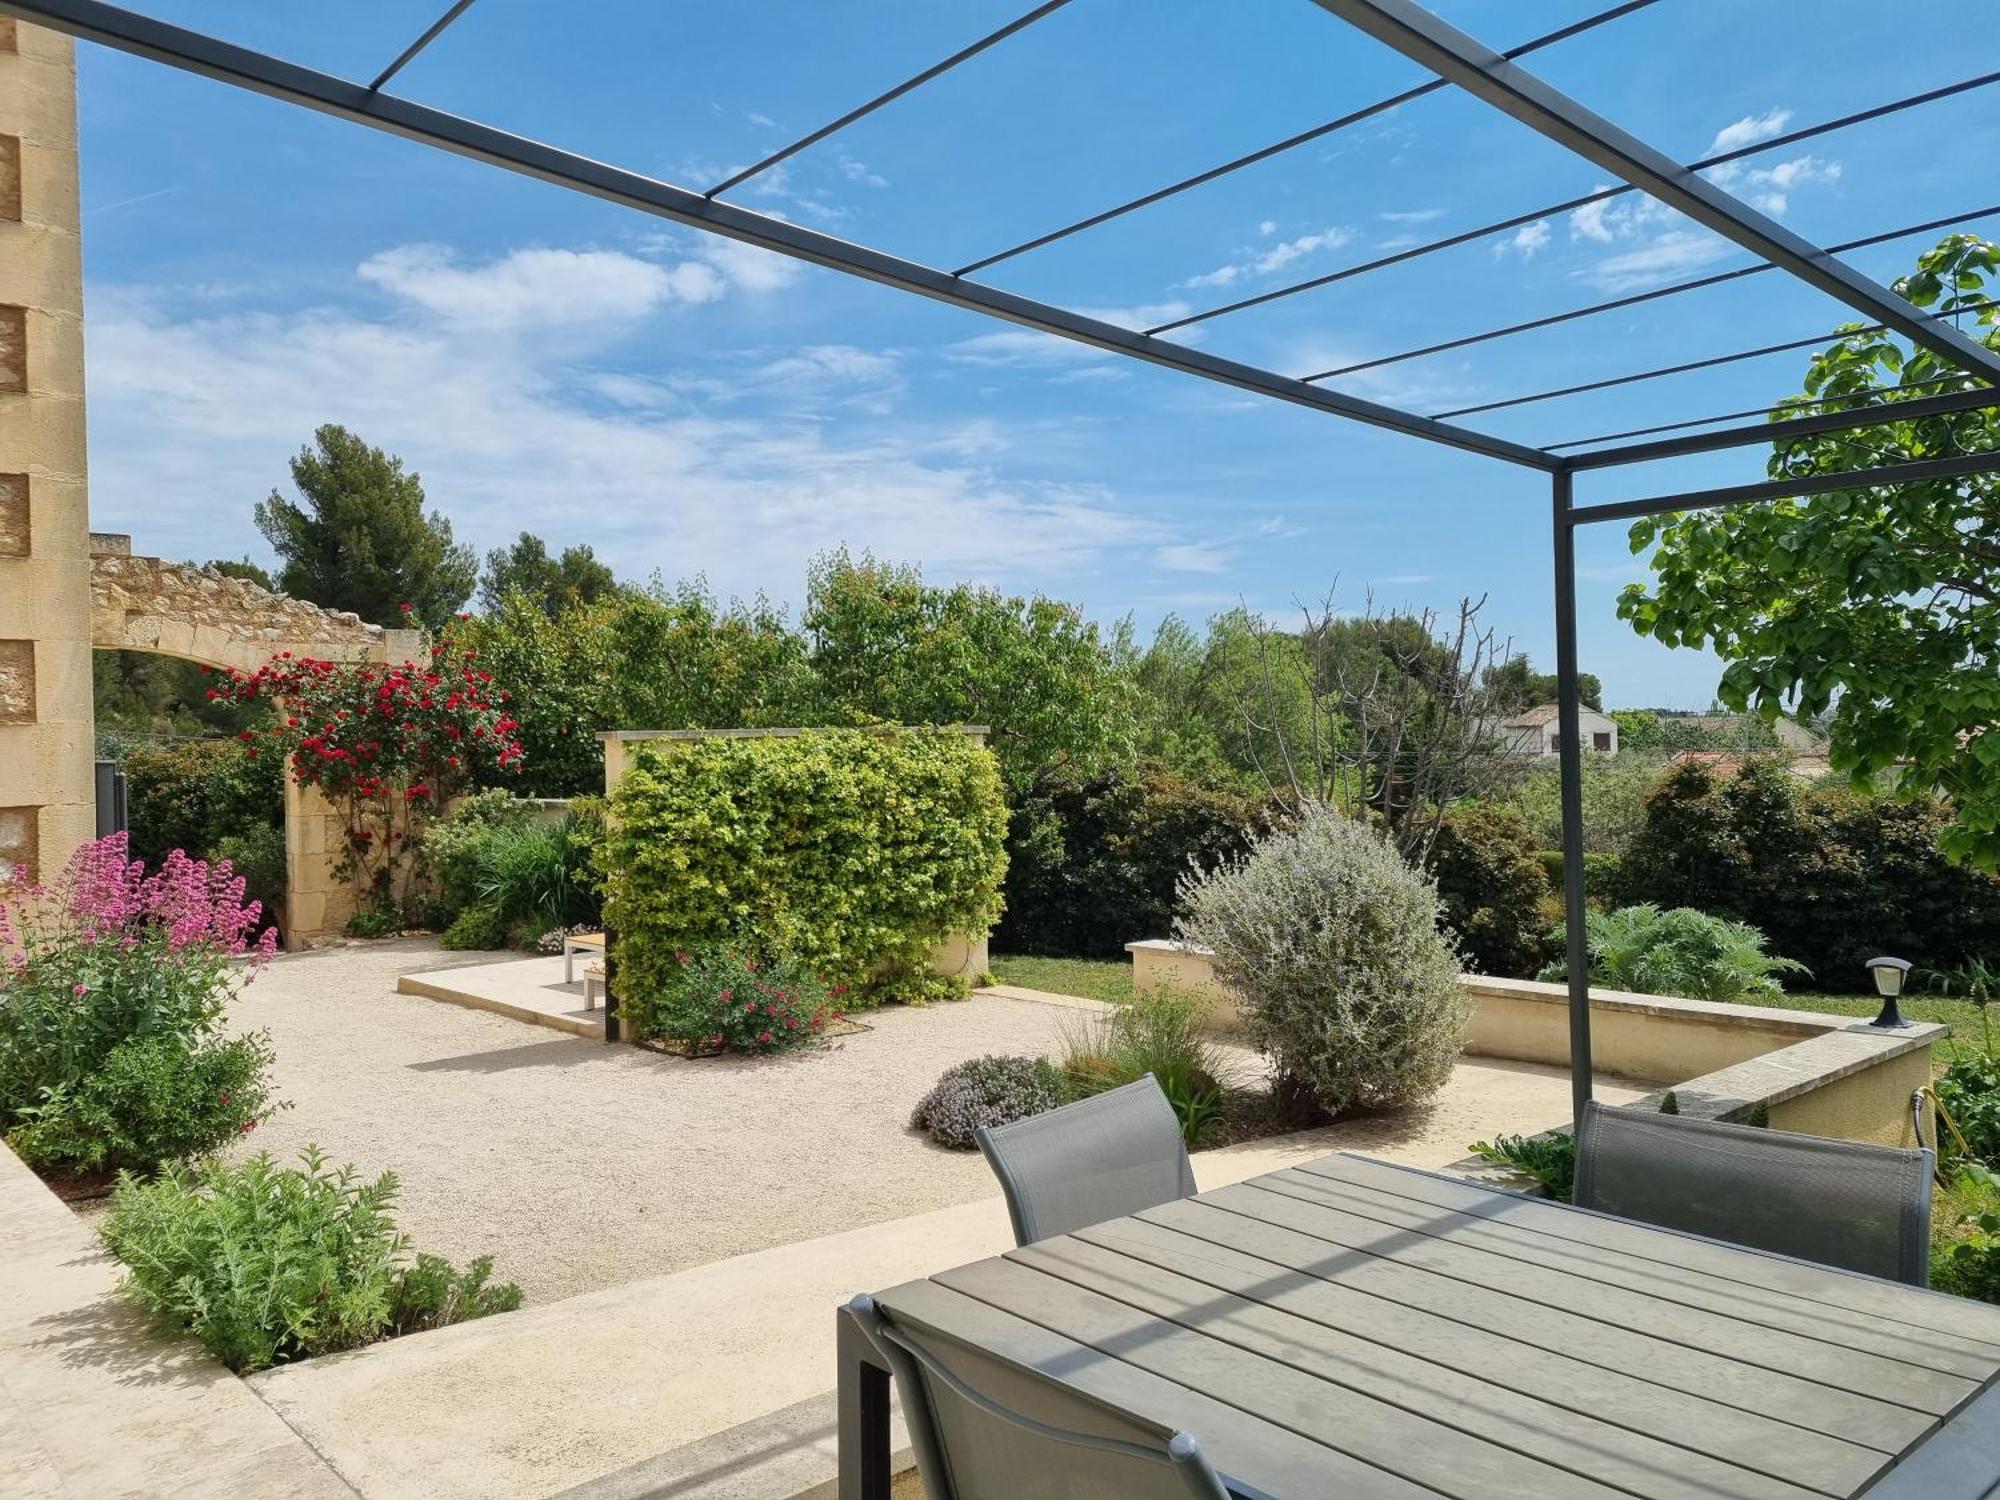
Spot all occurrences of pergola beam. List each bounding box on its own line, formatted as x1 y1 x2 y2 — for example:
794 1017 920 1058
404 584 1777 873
0 0 1558 472
1565 386 2000 469
705 0 1075 199
367 0 478 94
1437 300 2000 422
1567 450 2000 526
1308 0 2000 386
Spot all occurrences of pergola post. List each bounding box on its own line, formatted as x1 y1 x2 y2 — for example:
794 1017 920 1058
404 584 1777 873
1550 467 1593 1127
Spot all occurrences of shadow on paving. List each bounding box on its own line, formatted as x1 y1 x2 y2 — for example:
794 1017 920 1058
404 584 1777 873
406 1038 629 1074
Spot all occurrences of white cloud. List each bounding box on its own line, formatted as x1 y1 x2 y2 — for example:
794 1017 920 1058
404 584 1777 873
1492 219 1552 259
1567 189 1687 247
357 245 721 329
83 258 1148 599
1705 108 1792 158
694 236 801 294
1582 229 1734 292
1182 227 1354 289
756 344 900 385
683 157 855 226
1380 208 1446 225
355 240 799 332
1154 543 1230 574
1714 153 1842 215
944 301 1198 367
1568 189 1627 244
837 156 889 189
1557 110 1838 291
1257 220 1278 237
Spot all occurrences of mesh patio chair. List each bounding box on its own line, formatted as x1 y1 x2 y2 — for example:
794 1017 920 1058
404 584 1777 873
977 1074 1195 1246
1572 1099 1934 1285
847 1293 1235 1500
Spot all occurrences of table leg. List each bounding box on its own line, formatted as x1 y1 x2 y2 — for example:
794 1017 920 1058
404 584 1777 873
836 1303 892 1500
565 944 575 985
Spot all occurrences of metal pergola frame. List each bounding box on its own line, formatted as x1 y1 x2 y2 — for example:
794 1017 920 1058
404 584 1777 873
10 0 1999 1125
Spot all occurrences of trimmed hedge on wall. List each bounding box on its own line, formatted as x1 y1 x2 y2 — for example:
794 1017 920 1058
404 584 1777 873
604 728 1008 1023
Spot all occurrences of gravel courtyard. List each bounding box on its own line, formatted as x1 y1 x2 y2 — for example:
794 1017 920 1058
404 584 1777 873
224 940 1624 1303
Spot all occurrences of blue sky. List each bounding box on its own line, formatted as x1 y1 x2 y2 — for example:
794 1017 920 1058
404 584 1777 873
67 0 2000 707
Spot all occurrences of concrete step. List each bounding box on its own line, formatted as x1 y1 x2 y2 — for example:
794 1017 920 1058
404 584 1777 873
398 954 607 1039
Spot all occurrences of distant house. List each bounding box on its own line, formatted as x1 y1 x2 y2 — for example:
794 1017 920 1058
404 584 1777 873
1670 713 1827 754
1490 703 1619 757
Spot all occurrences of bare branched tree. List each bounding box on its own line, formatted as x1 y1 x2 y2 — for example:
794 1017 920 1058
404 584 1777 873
1230 590 1514 865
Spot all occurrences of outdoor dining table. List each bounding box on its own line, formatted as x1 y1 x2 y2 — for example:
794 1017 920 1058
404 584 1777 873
836 1150 2000 1499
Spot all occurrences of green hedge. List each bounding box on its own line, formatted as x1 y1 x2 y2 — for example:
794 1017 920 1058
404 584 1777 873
995 760 1280 958
604 729 1008 1022
122 738 283 872
1428 805 1552 978
1620 760 2000 984
121 739 285 920
1533 850 1625 906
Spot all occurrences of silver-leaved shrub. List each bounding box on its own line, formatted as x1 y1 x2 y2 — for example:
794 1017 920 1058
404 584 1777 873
1176 802 1468 1118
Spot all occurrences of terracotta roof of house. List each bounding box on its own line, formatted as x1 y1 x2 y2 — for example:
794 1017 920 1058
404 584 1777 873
1503 704 1562 728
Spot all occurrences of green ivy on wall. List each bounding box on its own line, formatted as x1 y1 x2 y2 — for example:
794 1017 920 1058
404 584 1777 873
604 728 1008 1028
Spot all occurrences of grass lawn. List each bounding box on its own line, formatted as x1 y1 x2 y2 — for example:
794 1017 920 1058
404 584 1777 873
986 960 1993 1063
988 953 1133 1005
1772 992 1991 1058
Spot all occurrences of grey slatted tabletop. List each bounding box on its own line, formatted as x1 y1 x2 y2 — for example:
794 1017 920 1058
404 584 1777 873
855 1152 2000 1499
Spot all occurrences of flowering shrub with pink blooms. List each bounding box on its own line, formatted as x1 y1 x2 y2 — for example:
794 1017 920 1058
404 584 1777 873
211 633 524 927
633 946 834 1056
0 834 282 1178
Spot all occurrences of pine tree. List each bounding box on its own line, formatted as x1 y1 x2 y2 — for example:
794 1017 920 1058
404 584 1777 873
254 425 474 631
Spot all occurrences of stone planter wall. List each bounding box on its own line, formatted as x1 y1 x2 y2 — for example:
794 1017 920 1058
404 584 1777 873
1126 939 1937 1148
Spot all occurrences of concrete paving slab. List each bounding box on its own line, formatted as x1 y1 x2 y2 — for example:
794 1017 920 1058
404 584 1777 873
398 953 605 1039
0 1142 353 1500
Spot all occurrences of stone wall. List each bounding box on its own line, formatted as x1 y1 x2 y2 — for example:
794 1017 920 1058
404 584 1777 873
0 22 92 884
1128 941 1936 1148
283 779 357 945
90 537 419 674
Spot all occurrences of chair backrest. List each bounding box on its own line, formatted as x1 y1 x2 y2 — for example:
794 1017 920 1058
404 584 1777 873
1573 1100 1934 1285
977 1074 1196 1246
848 1294 1232 1500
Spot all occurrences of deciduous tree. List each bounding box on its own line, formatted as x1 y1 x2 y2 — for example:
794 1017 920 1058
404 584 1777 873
1619 235 2000 865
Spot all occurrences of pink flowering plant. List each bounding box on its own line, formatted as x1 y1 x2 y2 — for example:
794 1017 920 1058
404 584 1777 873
634 946 835 1056
0 834 283 1178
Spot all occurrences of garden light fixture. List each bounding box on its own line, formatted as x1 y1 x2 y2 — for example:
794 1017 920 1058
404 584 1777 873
1865 957 1913 1029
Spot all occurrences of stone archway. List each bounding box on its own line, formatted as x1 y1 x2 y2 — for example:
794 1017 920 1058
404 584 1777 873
89 533 419 673
89 533 425 946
